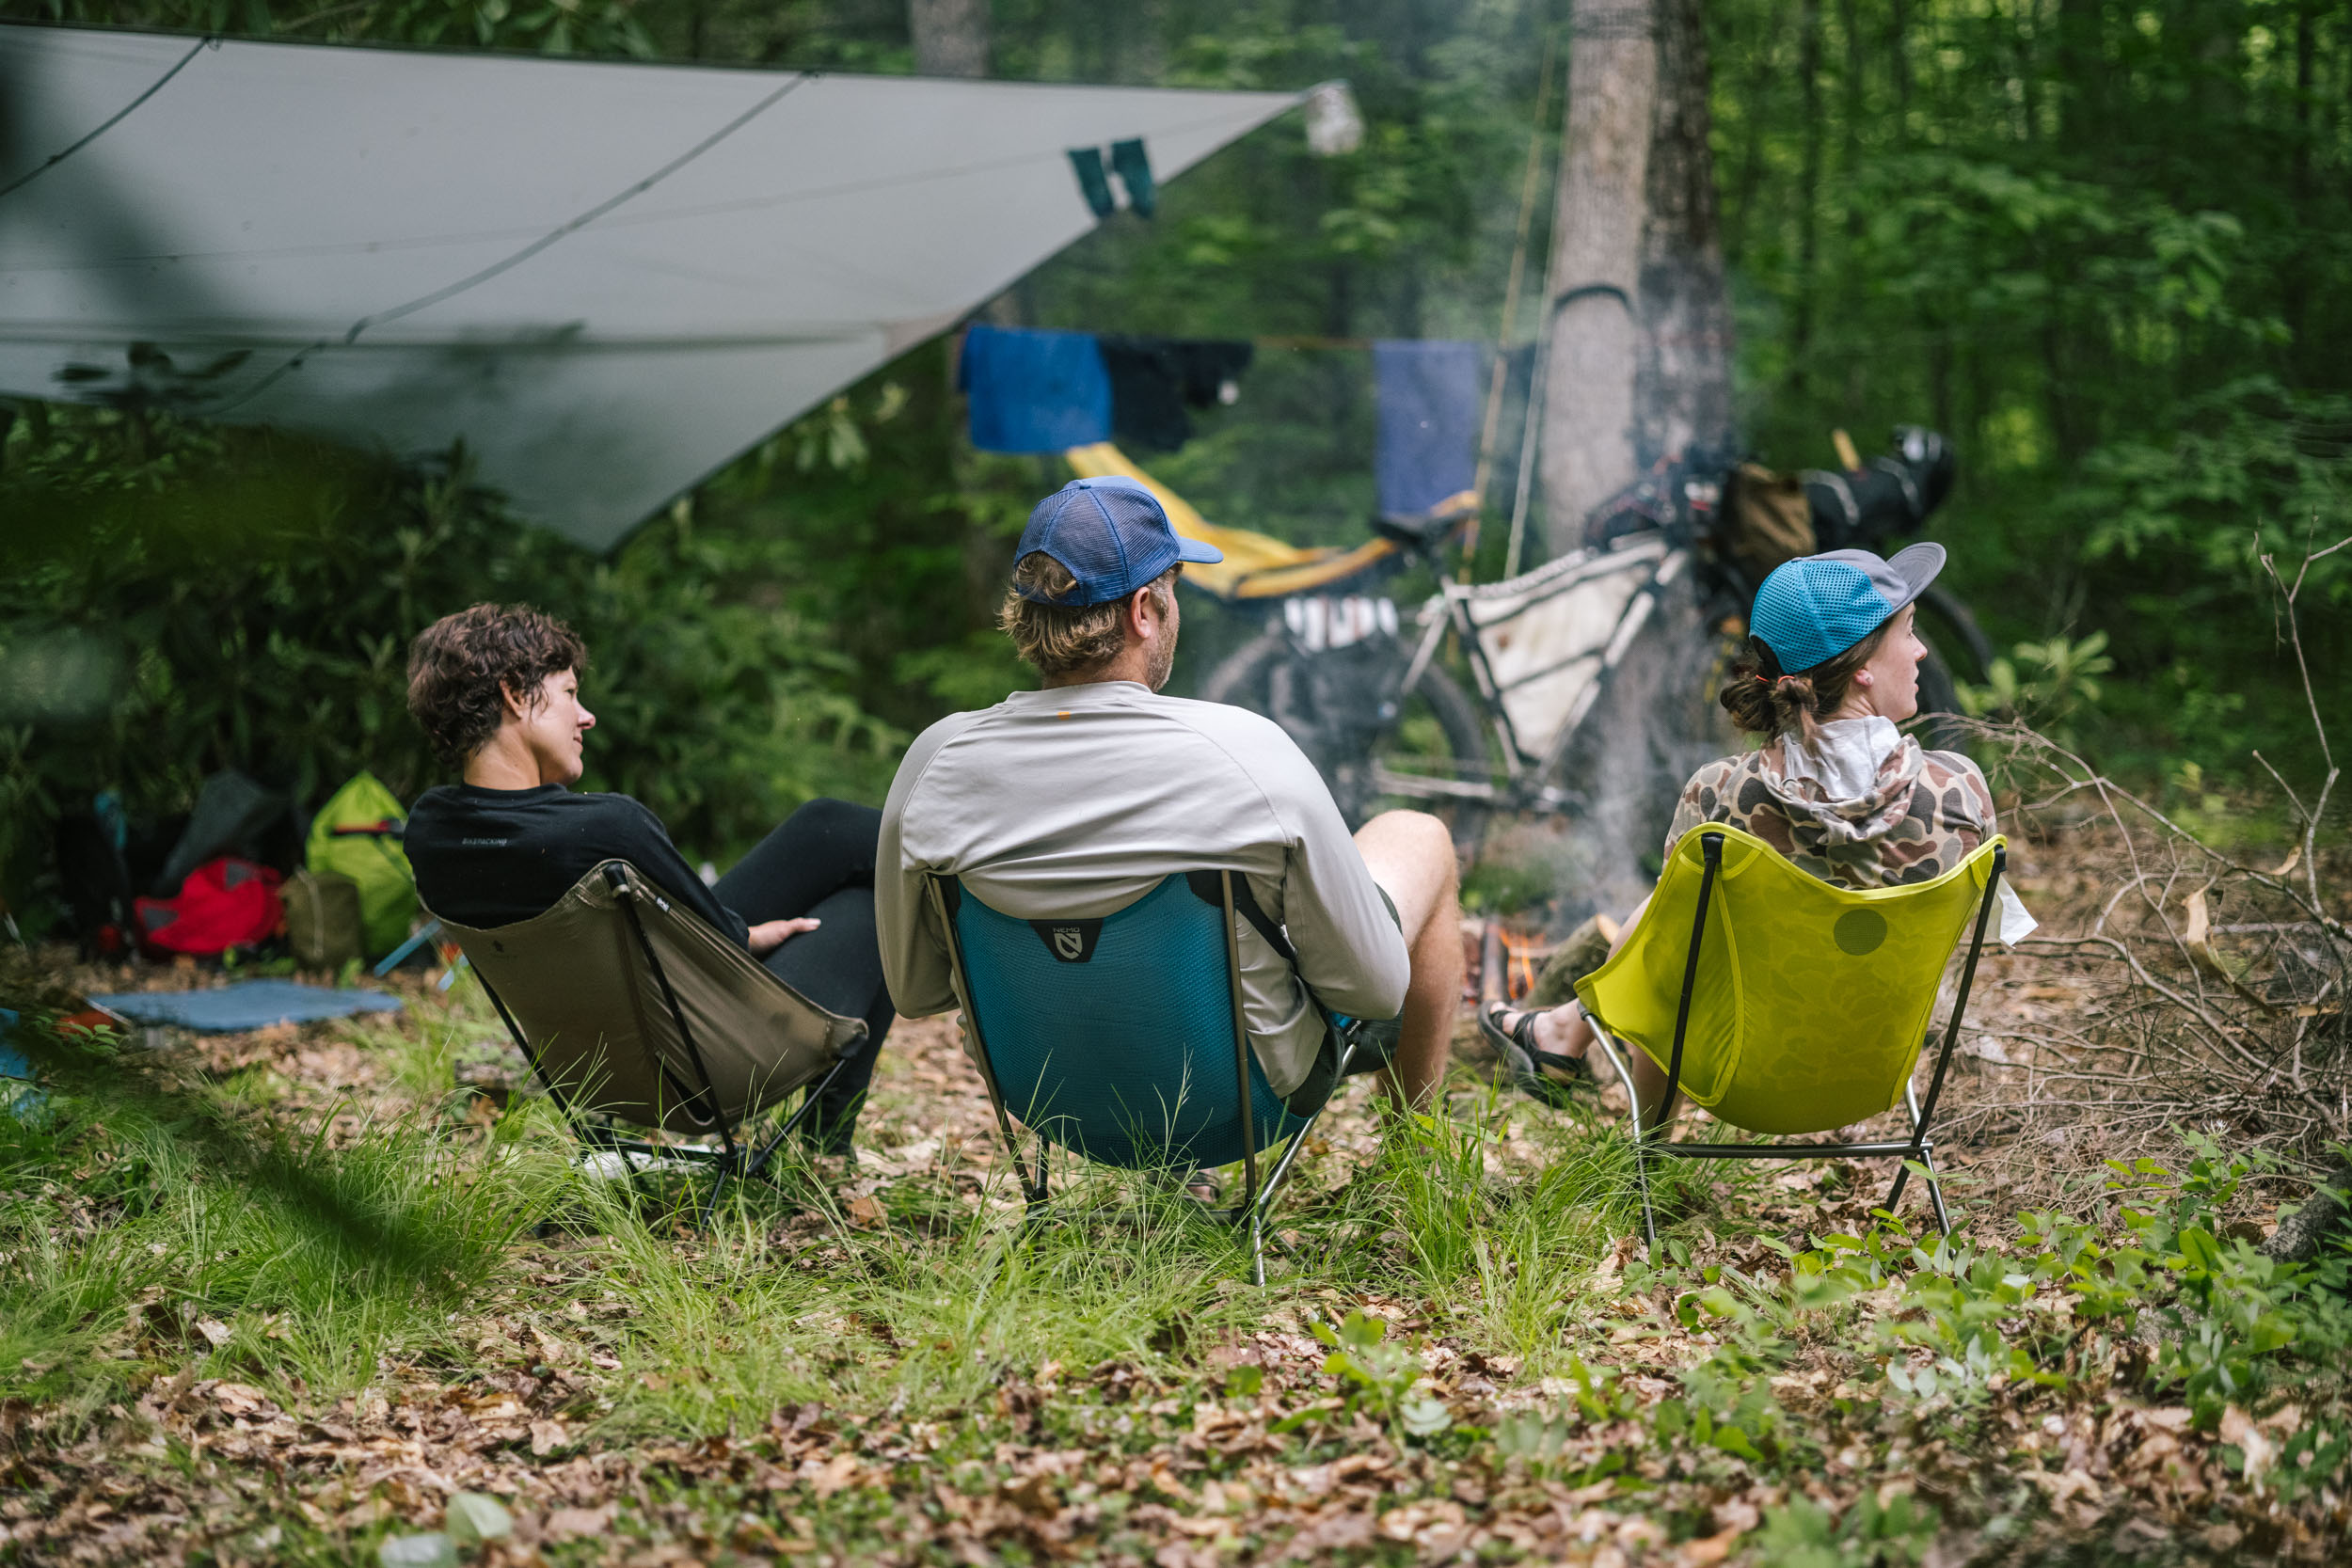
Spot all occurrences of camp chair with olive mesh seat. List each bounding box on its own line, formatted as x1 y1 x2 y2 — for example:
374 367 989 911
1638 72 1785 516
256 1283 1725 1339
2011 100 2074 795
929 869 1393 1285
1572 825 2007 1250
433 861 870 1224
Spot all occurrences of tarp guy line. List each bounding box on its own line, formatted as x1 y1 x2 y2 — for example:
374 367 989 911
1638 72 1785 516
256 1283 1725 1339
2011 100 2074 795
0 33 205 199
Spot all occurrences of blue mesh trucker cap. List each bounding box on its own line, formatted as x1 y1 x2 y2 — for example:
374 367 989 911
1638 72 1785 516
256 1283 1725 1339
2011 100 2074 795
1750 543 1945 673
1013 475 1223 605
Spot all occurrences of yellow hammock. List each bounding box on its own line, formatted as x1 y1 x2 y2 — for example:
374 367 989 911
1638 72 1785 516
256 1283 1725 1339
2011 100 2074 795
1062 442 1408 601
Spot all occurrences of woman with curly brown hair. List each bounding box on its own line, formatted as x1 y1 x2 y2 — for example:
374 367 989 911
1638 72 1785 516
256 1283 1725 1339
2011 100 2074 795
1480 545 2009 1117
402 603 894 1157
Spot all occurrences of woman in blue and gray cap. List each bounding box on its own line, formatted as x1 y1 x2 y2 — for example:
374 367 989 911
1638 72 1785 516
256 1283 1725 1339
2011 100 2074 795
1482 543 2010 1112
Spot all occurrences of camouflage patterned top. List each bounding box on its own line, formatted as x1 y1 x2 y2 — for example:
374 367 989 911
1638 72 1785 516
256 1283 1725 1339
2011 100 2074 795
1664 726 1997 889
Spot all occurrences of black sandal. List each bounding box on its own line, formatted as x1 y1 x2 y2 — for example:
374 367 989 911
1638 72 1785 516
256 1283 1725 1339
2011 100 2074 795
1480 1001 1593 1108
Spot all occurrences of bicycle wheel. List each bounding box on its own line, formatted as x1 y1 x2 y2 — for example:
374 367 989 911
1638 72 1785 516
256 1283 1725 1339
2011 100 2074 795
1197 628 1494 851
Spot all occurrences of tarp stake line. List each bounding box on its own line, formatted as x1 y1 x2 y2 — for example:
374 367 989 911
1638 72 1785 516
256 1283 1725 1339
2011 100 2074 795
215 71 818 414
0 34 211 202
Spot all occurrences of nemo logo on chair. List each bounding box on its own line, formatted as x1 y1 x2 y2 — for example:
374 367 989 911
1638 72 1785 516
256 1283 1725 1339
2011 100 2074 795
1029 918 1104 963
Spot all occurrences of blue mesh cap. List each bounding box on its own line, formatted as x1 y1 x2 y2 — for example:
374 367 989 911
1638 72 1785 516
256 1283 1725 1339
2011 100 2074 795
1013 476 1223 605
1750 543 1945 672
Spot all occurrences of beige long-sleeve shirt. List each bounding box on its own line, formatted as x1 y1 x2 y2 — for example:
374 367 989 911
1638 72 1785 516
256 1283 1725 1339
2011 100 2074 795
876 681 1410 1097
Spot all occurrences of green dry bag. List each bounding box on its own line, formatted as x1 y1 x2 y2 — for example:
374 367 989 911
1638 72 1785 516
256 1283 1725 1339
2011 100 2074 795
306 772 417 958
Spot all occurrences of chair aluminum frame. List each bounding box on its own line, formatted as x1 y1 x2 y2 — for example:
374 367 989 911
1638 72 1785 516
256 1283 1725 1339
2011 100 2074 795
1582 828 2007 1252
929 869 1361 1287
472 863 853 1227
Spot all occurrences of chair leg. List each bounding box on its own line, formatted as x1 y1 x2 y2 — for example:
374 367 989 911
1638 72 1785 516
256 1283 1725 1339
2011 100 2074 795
1586 1031 1658 1257
742 1060 851 1183
1885 1081 1950 1234
698 1164 731 1231
1920 1142 1952 1237
1248 1207 1267 1289
1000 1130 1047 1221
1887 1079 1919 1212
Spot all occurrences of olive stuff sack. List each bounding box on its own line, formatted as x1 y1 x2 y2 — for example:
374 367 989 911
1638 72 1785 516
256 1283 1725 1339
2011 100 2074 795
305 773 418 958
1719 462 1817 580
284 869 366 972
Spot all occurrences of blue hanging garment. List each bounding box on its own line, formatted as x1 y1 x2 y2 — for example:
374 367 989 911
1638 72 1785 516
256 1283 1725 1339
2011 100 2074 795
959 325 1115 453
1373 340 1484 520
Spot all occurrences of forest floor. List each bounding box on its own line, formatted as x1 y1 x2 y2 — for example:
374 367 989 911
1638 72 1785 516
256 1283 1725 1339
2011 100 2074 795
2 827 2347 1568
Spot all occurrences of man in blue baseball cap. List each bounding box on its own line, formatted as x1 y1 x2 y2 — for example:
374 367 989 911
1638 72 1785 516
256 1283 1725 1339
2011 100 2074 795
875 474 1467 1147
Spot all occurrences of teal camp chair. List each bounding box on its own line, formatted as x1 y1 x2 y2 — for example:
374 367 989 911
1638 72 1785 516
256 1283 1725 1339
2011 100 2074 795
929 870 1385 1285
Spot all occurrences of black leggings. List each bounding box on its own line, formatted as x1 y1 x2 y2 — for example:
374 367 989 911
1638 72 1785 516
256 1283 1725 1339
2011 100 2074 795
712 798 893 1152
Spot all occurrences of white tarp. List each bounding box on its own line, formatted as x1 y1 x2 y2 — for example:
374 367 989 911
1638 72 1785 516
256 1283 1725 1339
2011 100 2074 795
0 24 1300 548
1457 533 1676 767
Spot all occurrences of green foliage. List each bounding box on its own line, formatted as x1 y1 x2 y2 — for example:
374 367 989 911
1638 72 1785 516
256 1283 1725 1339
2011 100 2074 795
1716 0 2352 776
1670 1143 2352 1493
0 406 903 918
1958 630 2113 745
1310 1307 1452 1438
1756 1493 1939 1568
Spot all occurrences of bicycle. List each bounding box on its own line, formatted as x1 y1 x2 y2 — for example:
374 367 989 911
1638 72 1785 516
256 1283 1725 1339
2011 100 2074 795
1194 427 1992 851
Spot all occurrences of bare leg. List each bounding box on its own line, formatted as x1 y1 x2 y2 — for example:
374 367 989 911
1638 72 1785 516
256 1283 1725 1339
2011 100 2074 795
1351 811 1463 1115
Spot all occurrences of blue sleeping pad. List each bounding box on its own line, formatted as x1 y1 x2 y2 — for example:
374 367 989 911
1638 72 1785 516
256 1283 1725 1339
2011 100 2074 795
946 872 1308 1171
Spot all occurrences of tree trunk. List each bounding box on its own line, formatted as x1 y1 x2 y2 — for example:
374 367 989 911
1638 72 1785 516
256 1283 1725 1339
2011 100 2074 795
1537 0 1658 552
1534 0 1735 542
909 0 990 78
1633 0 1736 469
1538 0 1739 902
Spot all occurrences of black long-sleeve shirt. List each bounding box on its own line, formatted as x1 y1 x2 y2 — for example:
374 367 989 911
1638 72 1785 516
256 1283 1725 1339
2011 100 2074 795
405 784 746 946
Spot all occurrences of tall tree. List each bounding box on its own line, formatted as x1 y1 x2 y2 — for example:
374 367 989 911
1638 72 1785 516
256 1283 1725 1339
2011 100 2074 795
1536 0 1658 547
1537 0 1739 905
1634 0 1737 469
1538 0 1735 548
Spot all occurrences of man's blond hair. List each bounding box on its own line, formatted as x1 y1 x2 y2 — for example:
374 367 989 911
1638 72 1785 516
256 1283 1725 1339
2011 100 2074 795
999 554 1173 676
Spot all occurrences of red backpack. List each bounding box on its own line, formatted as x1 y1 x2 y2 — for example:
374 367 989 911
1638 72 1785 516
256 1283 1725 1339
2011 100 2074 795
135 858 285 957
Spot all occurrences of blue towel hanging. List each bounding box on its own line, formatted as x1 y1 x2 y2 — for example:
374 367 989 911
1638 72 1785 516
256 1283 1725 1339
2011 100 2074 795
1373 339 1485 520
959 325 1114 453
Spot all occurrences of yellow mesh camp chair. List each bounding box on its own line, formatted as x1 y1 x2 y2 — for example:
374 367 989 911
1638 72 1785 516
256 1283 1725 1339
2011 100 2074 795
1572 824 2007 1247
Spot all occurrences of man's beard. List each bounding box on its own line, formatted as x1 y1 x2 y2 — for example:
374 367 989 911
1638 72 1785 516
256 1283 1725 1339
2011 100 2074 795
1144 630 1177 692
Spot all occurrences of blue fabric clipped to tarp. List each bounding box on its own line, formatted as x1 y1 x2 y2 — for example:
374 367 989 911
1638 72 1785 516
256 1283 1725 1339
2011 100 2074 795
87 980 405 1035
1373 339 1485 520
960 325 1113 452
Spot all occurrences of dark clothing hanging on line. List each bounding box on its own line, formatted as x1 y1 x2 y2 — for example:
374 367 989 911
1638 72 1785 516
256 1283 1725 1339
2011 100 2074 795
1098 336 1254 453
1373 339 1484 520
959 325 1113 453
